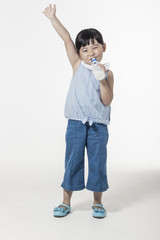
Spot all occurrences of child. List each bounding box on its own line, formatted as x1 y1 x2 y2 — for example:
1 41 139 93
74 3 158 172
43 3 114 218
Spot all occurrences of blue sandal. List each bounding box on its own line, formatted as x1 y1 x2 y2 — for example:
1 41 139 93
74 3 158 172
53 204 71 217
92 204 106 218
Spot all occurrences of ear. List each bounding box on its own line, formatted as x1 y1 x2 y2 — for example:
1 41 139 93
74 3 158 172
78 51 83 59
103 43 106 52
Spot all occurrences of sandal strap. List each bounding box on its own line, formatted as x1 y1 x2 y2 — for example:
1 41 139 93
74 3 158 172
58 204 71 210
92 204 105 210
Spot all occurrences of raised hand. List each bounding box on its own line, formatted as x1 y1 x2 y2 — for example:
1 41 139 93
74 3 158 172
42 4 56 20
42 3 80 68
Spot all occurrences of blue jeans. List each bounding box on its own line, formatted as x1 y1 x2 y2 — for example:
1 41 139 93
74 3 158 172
61 119 109 192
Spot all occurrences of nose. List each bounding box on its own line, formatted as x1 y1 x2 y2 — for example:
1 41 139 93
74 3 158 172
88 48 94 56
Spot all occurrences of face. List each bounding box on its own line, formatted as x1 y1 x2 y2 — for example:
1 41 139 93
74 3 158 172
79 39 106 65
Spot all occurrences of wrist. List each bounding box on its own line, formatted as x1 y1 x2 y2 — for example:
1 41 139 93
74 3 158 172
100 70 108 84
49 15 57 22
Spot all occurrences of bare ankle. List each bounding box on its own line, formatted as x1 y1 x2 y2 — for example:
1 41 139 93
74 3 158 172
62 201 71 206
63 189 73 206
93 201 102 205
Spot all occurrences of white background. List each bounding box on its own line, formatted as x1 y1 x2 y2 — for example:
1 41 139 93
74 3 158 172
0 0 160 239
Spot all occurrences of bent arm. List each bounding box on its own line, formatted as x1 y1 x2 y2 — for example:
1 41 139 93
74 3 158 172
100 70 114 106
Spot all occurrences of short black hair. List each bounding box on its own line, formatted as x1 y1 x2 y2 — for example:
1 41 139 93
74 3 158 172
75 28 104 53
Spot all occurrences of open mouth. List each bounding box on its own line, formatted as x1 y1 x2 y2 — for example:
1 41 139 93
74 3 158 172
90 57 97 60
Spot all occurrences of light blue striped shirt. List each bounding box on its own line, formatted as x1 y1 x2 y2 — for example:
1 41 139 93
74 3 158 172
64 60 111 126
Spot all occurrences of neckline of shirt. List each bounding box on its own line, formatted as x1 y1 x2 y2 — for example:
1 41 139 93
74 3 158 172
81 60 93 70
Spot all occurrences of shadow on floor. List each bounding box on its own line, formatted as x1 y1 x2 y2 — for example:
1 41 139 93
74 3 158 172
73 170 160 212
104 170 160 212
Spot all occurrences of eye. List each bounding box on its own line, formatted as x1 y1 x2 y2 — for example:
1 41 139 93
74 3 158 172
82 50 87 52
93 47 98 49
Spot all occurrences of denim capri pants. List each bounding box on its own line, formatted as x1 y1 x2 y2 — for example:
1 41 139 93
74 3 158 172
61 119 109 192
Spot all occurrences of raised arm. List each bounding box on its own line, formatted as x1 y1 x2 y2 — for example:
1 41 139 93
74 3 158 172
42 4 80 69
